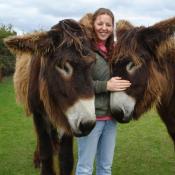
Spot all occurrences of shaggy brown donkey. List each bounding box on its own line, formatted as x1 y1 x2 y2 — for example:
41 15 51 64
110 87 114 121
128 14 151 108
111 17 175 145
4 19 96 175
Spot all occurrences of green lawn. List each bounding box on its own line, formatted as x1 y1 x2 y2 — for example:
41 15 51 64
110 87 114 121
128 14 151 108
0 77 175 175
0 77 39 175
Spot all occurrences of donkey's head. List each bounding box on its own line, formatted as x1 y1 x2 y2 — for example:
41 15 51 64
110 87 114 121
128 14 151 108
4 19 96 136
111 17 175 123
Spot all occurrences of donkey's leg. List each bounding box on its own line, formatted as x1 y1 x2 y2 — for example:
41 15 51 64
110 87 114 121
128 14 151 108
33 112 56 175
157 104 175 145
33 122 59 170
58 134 74 175
33 138 41 168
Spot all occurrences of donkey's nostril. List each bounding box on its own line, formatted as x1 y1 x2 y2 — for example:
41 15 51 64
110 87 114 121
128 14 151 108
79 121 95 135
112 109 132 123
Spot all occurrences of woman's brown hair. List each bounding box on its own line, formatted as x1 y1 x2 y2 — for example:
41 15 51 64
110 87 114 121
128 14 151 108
92 8 115 58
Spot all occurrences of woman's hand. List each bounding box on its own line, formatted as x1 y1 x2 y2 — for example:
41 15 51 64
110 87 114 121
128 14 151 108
107 76 131 91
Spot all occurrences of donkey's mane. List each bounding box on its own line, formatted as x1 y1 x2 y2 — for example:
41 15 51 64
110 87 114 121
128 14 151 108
113 17 175 66
54 19 88 56
113 27 148 66
4 19 88 58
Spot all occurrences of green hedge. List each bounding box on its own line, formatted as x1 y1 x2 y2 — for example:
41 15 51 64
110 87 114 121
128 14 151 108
0 24 17 77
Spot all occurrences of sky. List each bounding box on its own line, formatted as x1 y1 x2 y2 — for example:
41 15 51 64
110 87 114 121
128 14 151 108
0 0 174 34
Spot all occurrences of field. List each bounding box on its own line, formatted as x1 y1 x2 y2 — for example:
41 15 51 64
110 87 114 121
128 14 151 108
0 77 175 175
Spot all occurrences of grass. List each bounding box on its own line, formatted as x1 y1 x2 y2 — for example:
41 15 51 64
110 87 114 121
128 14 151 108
0 77 175 175
0 77 39 175
113 113 175 175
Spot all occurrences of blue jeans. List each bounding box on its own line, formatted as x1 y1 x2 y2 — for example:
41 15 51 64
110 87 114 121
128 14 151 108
76 120 117 175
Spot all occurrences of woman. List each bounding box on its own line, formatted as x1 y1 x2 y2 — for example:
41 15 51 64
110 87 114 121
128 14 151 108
76 8 131 175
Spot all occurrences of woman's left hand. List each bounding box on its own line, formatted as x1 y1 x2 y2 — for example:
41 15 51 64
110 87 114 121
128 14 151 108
107 76 131 91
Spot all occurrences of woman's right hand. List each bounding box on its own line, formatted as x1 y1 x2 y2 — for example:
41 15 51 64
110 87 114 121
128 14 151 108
107 76 131 91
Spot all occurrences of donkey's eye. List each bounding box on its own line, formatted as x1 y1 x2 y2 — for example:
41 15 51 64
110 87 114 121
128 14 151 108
126 61 140 74
126 62 135 71
55 62 73 79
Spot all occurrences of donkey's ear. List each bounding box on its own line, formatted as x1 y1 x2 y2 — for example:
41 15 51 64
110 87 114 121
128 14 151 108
116 20 134 39
152 17 175 36
79 13 93 40
137 17 175 50
3 30 59 56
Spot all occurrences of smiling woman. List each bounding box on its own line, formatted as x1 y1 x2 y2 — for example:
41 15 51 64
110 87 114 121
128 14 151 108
76 8 131 175
93 14 113 42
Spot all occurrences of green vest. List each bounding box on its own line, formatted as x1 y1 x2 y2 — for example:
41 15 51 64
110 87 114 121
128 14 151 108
91 53 111 117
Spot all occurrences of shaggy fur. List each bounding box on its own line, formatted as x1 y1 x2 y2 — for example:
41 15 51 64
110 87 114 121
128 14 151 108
13 53 32 115
112 17 175 144
79 13 94 41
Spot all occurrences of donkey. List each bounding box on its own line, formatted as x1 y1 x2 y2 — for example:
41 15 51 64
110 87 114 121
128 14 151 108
4 19 96 175
110 17 175 145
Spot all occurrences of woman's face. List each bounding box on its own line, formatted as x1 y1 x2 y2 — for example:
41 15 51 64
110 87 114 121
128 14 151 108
94 14 113 43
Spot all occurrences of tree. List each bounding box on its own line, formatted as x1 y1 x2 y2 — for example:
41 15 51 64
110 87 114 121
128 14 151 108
0 24 17 81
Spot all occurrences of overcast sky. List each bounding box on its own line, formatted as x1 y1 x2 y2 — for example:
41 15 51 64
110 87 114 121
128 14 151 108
0 0 174 34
